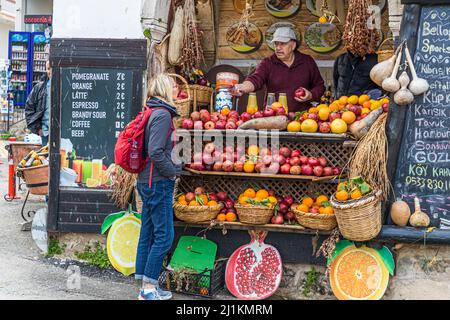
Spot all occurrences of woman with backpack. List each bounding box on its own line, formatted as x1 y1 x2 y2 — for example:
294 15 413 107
135 73 181 300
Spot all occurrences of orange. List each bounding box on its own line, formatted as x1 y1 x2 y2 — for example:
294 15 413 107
329 246 390 300
268 196 277 205
302 197 314 207
319 16 327 24
358 94 370 105
330 119 348 134
308 107 318 114
316 195 329 205
247 105 258 115
221 107 230 116
348 95 359 105
336 190 349 202
243 160 255 173
301 119 318 133
287 121 301 132
271 102 283 111
178 200 188 206
341 111 356 125
239 196 250 205
199 194 208 205
319 207 326 214
247 145 259 156
362 101 372 109
297 203 310 213
178 195 186 203
351 189 362 200
255 189 269 199
217 213 226 221
381 97 390 105
243 188 256 198
207 200 218 207
318 107 330 121
337 182 348 191
317 104 328 110
329 103 339 112
254 196 264 203
189 200 200 206
370 100 382 111
225 212 237 222
339 96 348 105
323 206 334 215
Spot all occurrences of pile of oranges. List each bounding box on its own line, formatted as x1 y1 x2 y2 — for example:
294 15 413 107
216 211 237 222
177 190 218 207
238 188 277 207
295 194 334 215
287 95 389 134
334 177 373 202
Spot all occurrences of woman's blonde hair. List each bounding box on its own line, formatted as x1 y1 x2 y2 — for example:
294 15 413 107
147 73 175 104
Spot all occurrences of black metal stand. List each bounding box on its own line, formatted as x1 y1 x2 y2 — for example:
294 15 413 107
20 191 36 222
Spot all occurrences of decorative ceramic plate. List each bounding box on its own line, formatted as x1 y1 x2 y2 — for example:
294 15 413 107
265 0 301 18
265 22 302 51
227 22 263 53
305 22 342 53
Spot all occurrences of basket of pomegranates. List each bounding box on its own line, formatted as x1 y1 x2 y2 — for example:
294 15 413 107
234 188 276 225
173 187 223 224
291 195 337 231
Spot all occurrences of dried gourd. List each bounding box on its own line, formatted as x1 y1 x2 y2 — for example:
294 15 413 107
168 6 184 66
390 200 411 227
409 197 430 228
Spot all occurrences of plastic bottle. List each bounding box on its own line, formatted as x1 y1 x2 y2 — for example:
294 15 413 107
246 93 258 115
266 93 275 110
278 93 288 113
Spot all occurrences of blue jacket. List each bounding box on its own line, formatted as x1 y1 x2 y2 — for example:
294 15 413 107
138 97 181 184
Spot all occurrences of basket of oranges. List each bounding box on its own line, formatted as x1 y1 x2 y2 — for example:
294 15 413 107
330 177 382 241
174 187 224 223
235 188 276 225
292 195 337 231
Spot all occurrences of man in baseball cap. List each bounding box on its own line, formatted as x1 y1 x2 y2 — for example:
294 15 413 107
232 26 325 112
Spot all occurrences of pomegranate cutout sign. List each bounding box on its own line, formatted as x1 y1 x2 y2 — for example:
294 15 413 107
225 230 283 300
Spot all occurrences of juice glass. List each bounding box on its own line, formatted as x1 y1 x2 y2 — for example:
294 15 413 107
82 159 92 184
92 159 103 181
278 93 288 113
72 159 83 183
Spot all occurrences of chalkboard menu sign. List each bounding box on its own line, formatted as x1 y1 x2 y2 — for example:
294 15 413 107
60 67 132 166
394 6 450 228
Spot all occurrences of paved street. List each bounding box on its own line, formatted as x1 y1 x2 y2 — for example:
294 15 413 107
0 141 209 300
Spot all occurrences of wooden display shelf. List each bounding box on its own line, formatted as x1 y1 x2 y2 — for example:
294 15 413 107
174 220 333 235
183 167 344 183
183 129 353 143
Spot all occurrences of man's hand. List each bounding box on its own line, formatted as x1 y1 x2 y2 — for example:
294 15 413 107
230 81 255 97
294 88 313 103
230 84 244 97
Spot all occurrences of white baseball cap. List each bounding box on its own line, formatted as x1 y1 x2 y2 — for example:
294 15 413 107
271 27 297 43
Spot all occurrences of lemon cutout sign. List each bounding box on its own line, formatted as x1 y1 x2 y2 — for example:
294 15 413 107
328 240 394 300
101 206 141 276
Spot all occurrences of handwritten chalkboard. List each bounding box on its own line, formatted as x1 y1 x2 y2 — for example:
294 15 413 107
60 67 133 166
394 6 450 228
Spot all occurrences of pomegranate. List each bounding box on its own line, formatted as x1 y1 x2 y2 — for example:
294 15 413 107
301 164 313 175
288 112 296 121
225 199 235 209
178 91 188 99
213 162 223 171
215 120 227 130
289 157 301 166
209 193 217 201
261 162 279 174
310 207 319 214
291 149 301 158
216 192 228 201
234 162 244 172
272 154 286 165
268 190 275 197
222 160 234 172
284 196 294 206
279 147 291 158
279 202 289 214
254 111 264 119
313 166 324 177
295 87 306 98
228 110 239 119
190 162 205 171
284 211 295 221
355 106 362 116
323 167 333 176
184 193 194 203
382 103 389 113
191 111 201 121
255 162 264 173
240 112 252 122
299 156 309 165
333 167 342 175
263 108 276 117
317 156 327 167
262 155 272 165
275 195 284 204
211 114 220 123
271 215 284 225
202 153 214 165
319 122 331 133
204 142 215 154
276 107 286 116
280 163 291 174
290 165 301 175
329 112 341 122
204 121 215 130
200 111 211 123
308 113 319 121
236 120 244 127
213 150 223 162
308 157 319 166
226 121 237 130
225 231 283 300
182 118 194 129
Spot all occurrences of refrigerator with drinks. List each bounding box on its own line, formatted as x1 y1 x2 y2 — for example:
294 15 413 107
8 31 30 107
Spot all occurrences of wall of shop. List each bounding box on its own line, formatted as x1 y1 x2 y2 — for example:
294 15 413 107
0 0 16 59
0 22 12 59
14 0 53 30
52 0 143 39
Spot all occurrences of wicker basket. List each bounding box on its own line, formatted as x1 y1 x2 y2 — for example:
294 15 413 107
292 205 337 231
330 191 382 241
169 73 191 128
234 203 274 225
17 164 49 195
182 84 214 112
9 143 42 170
377 37 394 63
173 202 223 223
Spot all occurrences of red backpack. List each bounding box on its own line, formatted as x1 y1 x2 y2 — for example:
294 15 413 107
114 107 174 178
